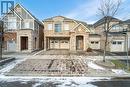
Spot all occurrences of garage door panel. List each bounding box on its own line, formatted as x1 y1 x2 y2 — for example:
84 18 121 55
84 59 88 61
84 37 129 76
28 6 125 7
54 40 60 49
50 40 69 49
90 41 100 49
60 40 69 49
111 41 124 52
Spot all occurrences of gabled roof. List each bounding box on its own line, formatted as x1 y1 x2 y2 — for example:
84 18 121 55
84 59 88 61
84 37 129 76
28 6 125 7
89 34 101 37
108 32 124 36
2 3 43 26
123 19 130 24
15 3 43 25
70 23 90 32
94 16 121 28
43 16 90 30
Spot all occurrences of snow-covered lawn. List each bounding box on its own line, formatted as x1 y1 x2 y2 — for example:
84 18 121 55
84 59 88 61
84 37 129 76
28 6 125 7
112 69 128 75
87 61 105 70
87 61 128 75
0 58 26 75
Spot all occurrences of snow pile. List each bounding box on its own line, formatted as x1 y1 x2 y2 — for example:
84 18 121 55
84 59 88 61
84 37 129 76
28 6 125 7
0 58 26 75
32 82 42 87
0 76 110 87
112 69 128 75
87 61 105 70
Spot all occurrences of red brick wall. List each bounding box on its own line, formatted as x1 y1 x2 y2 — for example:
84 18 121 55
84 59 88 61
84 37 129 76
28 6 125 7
4 32 17 41
3 32 17 50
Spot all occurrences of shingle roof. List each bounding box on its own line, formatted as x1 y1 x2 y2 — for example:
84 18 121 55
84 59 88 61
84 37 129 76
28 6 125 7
123 19 130 24
89 34 101 37
15 3 43 26
108 32 124 36
94 16 121 28
43 16 90 29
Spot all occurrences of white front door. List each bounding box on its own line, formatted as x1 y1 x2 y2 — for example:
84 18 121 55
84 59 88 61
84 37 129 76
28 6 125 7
110 40 124 52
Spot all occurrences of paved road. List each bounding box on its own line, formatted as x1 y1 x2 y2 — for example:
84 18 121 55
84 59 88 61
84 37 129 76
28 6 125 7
0 79 130 87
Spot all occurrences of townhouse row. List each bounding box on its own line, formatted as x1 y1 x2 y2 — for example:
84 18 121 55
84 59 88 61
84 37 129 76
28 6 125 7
2 4 130 52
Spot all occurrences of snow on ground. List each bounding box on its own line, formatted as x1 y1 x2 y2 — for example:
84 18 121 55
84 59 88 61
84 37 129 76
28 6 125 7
32 82 42 87
87 61 105 70
0 58 26 75
0 76 110 87
112 69 128 75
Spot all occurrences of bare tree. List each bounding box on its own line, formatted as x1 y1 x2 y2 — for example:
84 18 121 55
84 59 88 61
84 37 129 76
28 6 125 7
98 0 122 62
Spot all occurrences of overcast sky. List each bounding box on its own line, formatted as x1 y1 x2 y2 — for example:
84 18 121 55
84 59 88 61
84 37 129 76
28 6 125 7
1 0 130 24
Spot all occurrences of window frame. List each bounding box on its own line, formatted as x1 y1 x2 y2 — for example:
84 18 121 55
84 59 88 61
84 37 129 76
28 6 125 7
55 23 62 32
64 24 69 30
48 24 53 30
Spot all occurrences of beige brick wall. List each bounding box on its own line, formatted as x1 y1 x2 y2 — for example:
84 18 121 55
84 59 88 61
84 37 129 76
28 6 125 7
16 29 33 52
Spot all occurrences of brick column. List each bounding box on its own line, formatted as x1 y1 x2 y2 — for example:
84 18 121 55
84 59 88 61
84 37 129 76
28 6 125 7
84 34 89 51
44 37 47 51
70 33 76 51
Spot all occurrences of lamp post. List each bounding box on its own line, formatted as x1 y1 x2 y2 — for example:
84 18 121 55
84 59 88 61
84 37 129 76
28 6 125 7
0 20 4 60
122 28 129 70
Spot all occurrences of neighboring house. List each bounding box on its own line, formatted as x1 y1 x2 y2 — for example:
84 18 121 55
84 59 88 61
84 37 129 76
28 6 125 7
94 16 129 52
2 3 44 52
43 16 100 51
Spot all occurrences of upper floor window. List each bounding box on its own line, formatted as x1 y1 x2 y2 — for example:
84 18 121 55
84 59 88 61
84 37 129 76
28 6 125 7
7 18 16 29
48 24 52 30
112 25 123 30
24 22 30 28
64 24 69 30
55 23 61 32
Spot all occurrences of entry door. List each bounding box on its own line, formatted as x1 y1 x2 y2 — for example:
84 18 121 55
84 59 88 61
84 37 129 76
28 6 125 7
21 37 28 50
77 40 83 50
76 36 83 50
7 40 16 52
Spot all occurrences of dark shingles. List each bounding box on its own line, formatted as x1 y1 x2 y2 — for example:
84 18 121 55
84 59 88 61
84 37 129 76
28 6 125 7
94 16 121 28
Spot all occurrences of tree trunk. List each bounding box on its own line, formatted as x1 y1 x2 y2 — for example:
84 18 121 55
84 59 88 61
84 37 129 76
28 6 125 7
103 32 108 62
103 19 109 62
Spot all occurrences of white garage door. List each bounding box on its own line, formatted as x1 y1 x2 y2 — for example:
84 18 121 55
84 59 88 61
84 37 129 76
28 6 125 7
90 41 100 49
50 40 69 49
7 40 16 52
110 40 124 52
60 40 69 49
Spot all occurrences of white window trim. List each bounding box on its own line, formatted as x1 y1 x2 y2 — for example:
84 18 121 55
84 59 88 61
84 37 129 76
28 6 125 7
64 24 69 30
24 22 30 29
48 24 53 30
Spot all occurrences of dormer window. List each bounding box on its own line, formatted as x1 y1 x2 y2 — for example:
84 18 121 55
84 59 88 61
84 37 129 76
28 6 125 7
55 23 61 32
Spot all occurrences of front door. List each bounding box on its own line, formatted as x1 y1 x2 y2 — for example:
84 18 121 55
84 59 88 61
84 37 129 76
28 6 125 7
76 36 83 50
21 37 28 50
